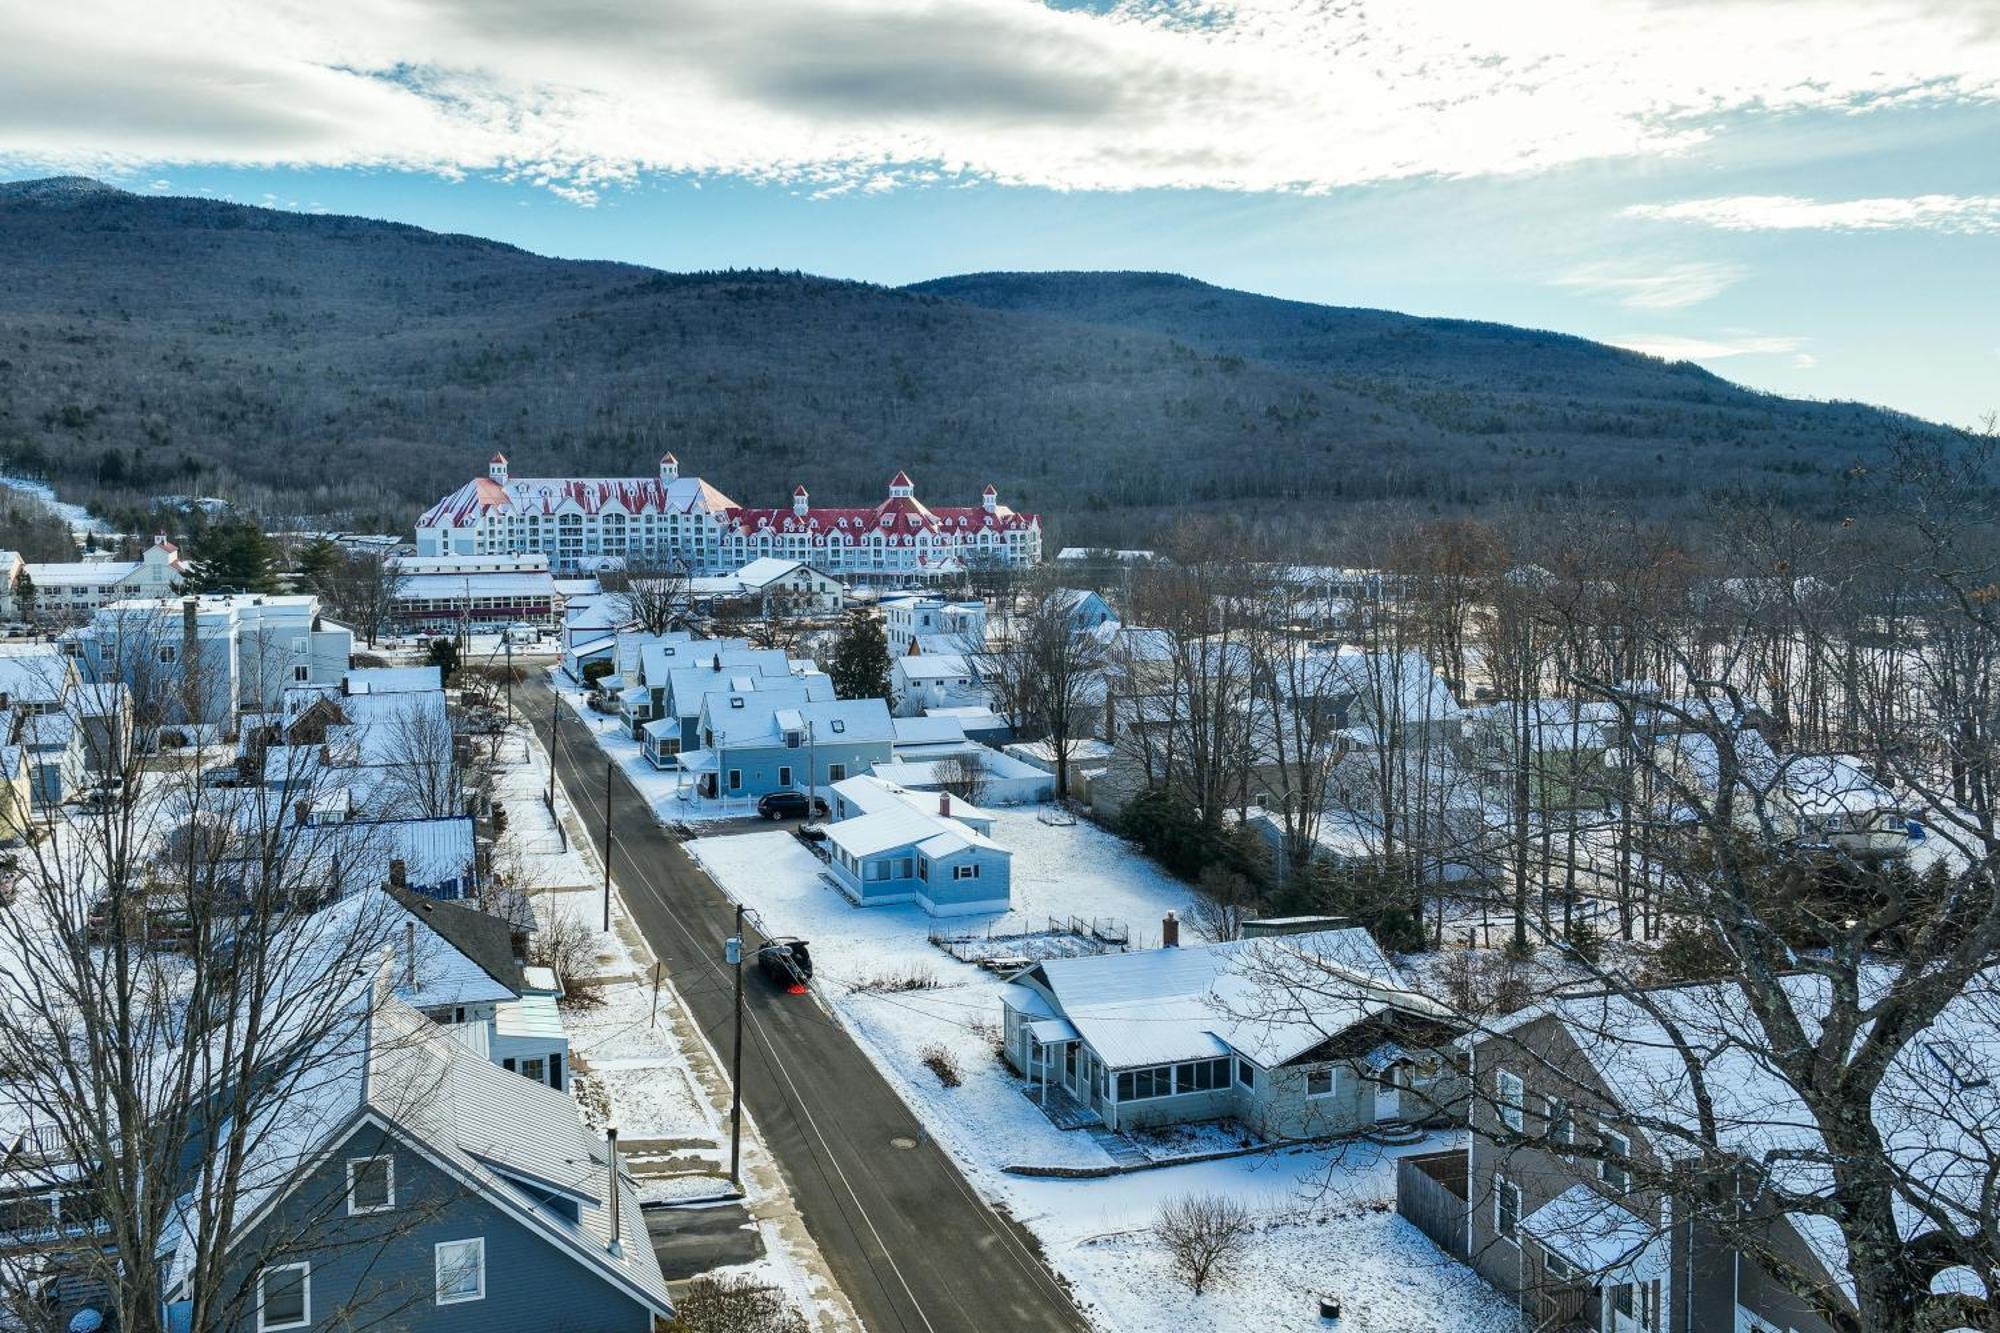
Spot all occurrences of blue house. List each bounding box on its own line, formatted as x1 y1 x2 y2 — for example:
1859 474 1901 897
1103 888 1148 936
166 991 671 1332
678 695 894 803
823 776 1012 914
641 655 832 767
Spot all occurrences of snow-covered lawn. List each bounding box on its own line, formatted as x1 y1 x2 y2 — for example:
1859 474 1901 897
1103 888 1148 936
1027 1139 1521 1333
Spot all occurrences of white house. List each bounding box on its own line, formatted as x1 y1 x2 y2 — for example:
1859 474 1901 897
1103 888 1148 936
891 652 988 718
2 535 186 621
883 594 987 655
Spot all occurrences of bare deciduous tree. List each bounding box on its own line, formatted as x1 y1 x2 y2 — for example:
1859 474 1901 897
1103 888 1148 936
604 555 692 636
975 576 1111 801
1153 1192 1255 1297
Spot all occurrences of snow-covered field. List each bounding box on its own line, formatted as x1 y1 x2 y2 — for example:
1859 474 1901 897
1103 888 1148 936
687 824 1517 1331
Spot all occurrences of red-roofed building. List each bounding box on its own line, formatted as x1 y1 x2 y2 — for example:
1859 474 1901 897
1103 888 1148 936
417 459 1041 579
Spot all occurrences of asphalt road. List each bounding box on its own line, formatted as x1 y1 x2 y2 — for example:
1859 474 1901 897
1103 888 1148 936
646 1199 766 1280
525 679 1091 1333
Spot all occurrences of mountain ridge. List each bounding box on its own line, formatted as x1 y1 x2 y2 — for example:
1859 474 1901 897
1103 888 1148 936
0 178 1953 544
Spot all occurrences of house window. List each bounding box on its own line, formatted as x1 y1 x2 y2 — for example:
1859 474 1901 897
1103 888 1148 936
1495 1177 1521 1242
435 1237 486 1305
257 1263 311 1330
1544 1096 1573 1152
1543 1247 1573 1281
1497 1070 1525 1131
1613 1281 1657 1330
1306 1067 1337 1098
827 764 846 782
345 1155 394 1214
1238 1060 1256 1088
728 769 742 791
1174 1058 1232 1093
158 645 178 665
778 766 792 787
917 858 929 881
952 863 980 880
830 719 846 734
1115 1066 1173 1101
1600 1130 1631 1190
521 1057 546 1084
867 859 892 881
293 665 310 682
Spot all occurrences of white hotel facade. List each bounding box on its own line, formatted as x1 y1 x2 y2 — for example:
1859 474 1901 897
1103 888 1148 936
416 454 1041 579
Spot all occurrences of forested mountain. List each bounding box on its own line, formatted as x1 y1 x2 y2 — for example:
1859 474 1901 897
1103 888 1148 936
0 179 1954 546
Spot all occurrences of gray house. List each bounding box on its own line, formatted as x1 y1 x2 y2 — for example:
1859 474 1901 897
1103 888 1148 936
1001 925 1463 1135
1436 974 1978 1332
165 994 671 1332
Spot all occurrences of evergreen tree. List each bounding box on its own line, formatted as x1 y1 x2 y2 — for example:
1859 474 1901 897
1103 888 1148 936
425 636 460 685
827 608 891 701
187 518 279 594
11 567 35 624
294 536 342 592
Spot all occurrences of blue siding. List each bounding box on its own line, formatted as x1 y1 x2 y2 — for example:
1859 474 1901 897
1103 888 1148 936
712 741 891 799
221 1122 653 1333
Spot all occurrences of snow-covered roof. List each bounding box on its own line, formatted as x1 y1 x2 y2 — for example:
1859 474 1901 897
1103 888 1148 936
1521 1185 1663 1281
0 648 69 703
174 987 670 1318
396 572 555 601
894 654 976 682
343 666 442 694
892 715 968 748
313 888 519 1009
1660 729 1900 820
704 694 893 749
496 991 566 1042
824 796 1003 861
1021 929 1441 1071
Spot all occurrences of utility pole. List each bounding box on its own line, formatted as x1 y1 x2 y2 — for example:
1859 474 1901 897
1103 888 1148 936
503 632 513 719
548 698 559 809
727 904 745 1188
602 758 614 933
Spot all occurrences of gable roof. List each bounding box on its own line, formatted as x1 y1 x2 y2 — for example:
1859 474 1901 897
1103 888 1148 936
186 986 671 1318
1019 928 1441 1070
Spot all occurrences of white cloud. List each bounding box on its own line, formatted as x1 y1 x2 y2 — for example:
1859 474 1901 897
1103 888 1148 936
3 1 1999 198
1791 353 1818 369
1613 332 1807 362
1551 260 1746 309
1623 194 2000 233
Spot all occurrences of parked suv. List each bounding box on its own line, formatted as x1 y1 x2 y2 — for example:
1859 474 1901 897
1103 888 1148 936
757 938 813 986
756 791 828 821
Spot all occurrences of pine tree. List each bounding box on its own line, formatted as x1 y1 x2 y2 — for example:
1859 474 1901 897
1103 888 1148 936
10 567 34 624
187 517 279 594
425 637 460 685
827 608 891 701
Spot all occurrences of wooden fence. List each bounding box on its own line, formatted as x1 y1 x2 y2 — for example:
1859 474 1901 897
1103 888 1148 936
1395 1148 1469 1262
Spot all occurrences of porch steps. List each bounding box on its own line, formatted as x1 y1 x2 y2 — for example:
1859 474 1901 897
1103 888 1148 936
1087 1126 1151 1167
1365 1119 1427 1146
1023 1083 1101 1130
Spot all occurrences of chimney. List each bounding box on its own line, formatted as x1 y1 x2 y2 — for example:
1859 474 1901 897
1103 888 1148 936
293 799 310 827
1162 911 1180 949
389 858 407 889
938 792 951 818
403 920 418 993
606 1125 623 1256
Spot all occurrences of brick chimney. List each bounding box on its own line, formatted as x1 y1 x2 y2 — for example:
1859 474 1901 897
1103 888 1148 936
1162 911 1180 948
938 792 951 818
389 858 407 889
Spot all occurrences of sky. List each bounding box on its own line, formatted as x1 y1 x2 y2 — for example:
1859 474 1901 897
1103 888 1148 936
3 0 1997 427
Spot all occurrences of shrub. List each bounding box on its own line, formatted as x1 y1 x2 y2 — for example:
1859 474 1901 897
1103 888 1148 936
1153 1192 1255 1296
919 1042 962 1088
662 1275 808 1333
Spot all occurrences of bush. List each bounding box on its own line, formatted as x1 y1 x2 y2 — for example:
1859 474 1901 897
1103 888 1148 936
851 964 940 993
581 658 614 687
662 1276 808 1333
527 911 604 1006
919 1042 962 1088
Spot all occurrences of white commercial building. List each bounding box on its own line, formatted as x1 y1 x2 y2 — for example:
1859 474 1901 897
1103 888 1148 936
416 454 1041 579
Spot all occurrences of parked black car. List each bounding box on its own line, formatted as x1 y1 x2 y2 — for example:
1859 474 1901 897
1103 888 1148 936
756 791 828 821
757 938 813 986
